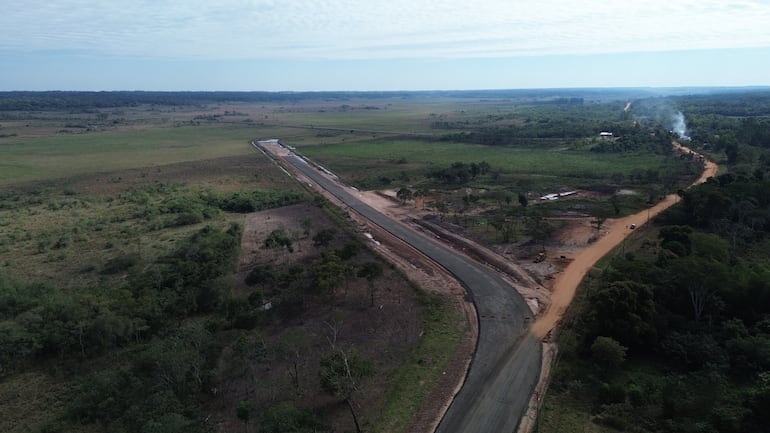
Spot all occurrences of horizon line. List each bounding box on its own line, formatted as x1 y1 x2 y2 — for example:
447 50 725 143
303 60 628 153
3 85 770 93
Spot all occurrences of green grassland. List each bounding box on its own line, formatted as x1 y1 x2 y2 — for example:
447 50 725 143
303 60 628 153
0 125 259 184
299 139 677 179
0 181 295 288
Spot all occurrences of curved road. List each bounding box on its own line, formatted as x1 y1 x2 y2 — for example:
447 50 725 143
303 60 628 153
255 140 541 433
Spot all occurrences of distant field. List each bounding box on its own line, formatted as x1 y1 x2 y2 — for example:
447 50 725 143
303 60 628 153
0 125 258 184
0 99 477 186
298 139 680 182
262 97 476 133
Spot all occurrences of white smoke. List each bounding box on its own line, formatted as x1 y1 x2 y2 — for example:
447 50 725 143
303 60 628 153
671 111 690 141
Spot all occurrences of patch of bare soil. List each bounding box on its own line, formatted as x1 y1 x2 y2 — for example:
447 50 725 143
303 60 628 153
237 203 326 294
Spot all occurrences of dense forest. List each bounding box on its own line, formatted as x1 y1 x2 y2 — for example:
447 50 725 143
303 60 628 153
544 91 770 433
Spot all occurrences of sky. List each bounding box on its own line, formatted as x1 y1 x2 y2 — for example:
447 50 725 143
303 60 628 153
2 0 770 91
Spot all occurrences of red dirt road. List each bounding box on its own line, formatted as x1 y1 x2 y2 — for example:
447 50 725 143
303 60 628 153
531 144 718 337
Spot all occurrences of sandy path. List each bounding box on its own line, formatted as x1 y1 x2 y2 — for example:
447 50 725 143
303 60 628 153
531 143 718 337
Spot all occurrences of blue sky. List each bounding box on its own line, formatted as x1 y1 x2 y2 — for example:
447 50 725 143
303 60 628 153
2 0 770 91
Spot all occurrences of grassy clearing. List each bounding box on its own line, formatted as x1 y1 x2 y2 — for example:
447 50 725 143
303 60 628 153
276 108 431 132
299 139 677 181
263 98 467 134
0 125 257 184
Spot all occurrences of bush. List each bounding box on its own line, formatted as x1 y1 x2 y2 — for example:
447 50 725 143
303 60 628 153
597 382 627 405
312 228 336 247
102 253 141 274
265 229 294 252
245 264 276 287
627 383 645 407
591 336 627 369
172 211 203 227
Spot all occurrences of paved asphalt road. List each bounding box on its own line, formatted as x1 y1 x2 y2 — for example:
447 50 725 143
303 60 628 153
261 142 542 433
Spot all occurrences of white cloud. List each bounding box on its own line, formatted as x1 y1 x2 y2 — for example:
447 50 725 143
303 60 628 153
2 0 770 60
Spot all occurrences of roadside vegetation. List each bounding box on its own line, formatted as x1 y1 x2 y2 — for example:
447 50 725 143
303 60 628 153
539 90 770 433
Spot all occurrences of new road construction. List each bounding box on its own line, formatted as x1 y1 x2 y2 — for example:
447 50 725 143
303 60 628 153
256 139 541 433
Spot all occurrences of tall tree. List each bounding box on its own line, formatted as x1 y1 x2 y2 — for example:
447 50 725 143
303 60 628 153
357 262 384 307
319 349 373 433
590 280 657 348
396 187 413 204
591 336 627 369
236 400 254 433
518 192 528 207
526 210 553 251
311 252 346 304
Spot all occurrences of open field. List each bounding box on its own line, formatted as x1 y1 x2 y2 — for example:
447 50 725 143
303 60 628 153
0 126 261 184
299 138 685 180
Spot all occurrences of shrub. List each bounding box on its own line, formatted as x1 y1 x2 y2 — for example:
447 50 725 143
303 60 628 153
264 229 294 252
102 253 140 274
172 211 203 227
597 382 627 405
591 336 627 369
312 228 336 247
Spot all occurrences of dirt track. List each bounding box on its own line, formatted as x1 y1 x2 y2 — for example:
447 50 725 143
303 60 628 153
517 143 718 433
531 142 718 337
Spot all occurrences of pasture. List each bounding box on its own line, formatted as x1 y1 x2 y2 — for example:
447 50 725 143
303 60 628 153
0 126 259 184
299 139 673 178
297 138 695 198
